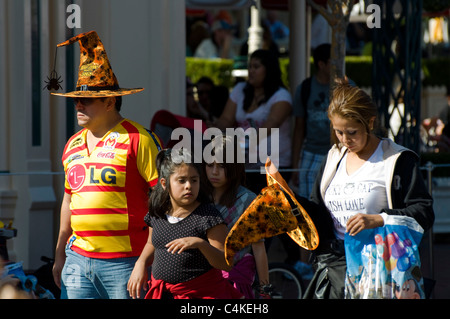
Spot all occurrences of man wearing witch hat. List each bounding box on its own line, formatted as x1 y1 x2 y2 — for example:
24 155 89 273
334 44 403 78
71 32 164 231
51 31 162 299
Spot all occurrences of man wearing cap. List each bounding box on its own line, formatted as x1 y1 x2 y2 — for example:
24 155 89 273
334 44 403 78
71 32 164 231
51 31 162 299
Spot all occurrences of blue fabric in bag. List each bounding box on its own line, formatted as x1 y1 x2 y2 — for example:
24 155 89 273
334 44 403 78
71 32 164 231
344 215 425 299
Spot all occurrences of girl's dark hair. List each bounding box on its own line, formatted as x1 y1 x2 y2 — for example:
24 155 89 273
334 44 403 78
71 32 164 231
203 135 246 208
243 49 284 111
147 148 212 219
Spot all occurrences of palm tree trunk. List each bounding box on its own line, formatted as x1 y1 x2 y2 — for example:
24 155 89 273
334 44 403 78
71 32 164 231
330 18 348 87
306 0 354 88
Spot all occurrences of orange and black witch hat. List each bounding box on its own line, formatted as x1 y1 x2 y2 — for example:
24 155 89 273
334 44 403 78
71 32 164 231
52 31 143 98
224 158 319 266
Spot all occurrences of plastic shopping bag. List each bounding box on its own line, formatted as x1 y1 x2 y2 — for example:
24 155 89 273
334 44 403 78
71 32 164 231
344 215 425 299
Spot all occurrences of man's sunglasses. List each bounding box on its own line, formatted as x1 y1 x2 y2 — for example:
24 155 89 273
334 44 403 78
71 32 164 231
72 98 98 106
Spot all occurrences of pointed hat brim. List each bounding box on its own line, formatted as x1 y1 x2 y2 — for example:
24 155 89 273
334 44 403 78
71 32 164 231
224 158 319 266
264 158 319 250
51 88 144 98
225 182 299 266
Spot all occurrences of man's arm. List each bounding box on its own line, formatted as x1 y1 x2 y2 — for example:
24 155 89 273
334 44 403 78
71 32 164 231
52 192 72 288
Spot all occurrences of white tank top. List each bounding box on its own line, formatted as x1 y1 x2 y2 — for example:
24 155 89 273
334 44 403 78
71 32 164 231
324 142 388 239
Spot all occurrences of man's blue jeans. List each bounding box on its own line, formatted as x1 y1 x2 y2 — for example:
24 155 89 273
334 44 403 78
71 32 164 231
61 247 139 299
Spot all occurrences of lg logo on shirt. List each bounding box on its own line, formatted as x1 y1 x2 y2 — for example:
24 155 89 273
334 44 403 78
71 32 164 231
67 165 86 191
68 164 117 191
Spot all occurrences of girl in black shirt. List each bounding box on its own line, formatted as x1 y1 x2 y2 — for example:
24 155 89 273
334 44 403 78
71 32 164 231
127 149 242 299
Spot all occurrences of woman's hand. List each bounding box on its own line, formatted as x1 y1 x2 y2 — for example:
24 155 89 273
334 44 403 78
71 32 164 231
346 213 384 236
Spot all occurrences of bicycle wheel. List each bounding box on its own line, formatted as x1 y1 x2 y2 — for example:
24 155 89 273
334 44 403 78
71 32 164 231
268 262 304 299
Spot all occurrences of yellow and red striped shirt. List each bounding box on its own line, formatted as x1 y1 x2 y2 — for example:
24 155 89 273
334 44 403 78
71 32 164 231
62 119 161 259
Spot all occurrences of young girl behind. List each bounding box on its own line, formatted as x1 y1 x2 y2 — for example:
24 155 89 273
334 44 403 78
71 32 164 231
127 148 243 299
204 135 270 299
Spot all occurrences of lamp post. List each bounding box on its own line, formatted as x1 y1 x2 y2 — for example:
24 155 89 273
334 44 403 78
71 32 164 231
247 0 263 55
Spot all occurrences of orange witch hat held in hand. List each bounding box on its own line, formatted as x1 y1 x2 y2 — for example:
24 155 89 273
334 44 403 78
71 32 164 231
52 30 144 98
225 158 319 266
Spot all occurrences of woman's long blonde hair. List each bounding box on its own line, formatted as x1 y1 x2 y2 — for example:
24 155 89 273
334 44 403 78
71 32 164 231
328 77 378 148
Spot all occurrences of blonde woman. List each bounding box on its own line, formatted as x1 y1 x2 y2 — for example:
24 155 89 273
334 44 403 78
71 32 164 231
302 78 434 299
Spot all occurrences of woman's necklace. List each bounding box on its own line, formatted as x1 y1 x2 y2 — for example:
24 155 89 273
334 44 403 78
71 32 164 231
253 92 264 105
249 92 265 112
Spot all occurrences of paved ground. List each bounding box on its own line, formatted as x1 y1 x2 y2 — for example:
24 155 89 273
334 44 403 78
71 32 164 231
420 233 450 299
267 232 450 299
